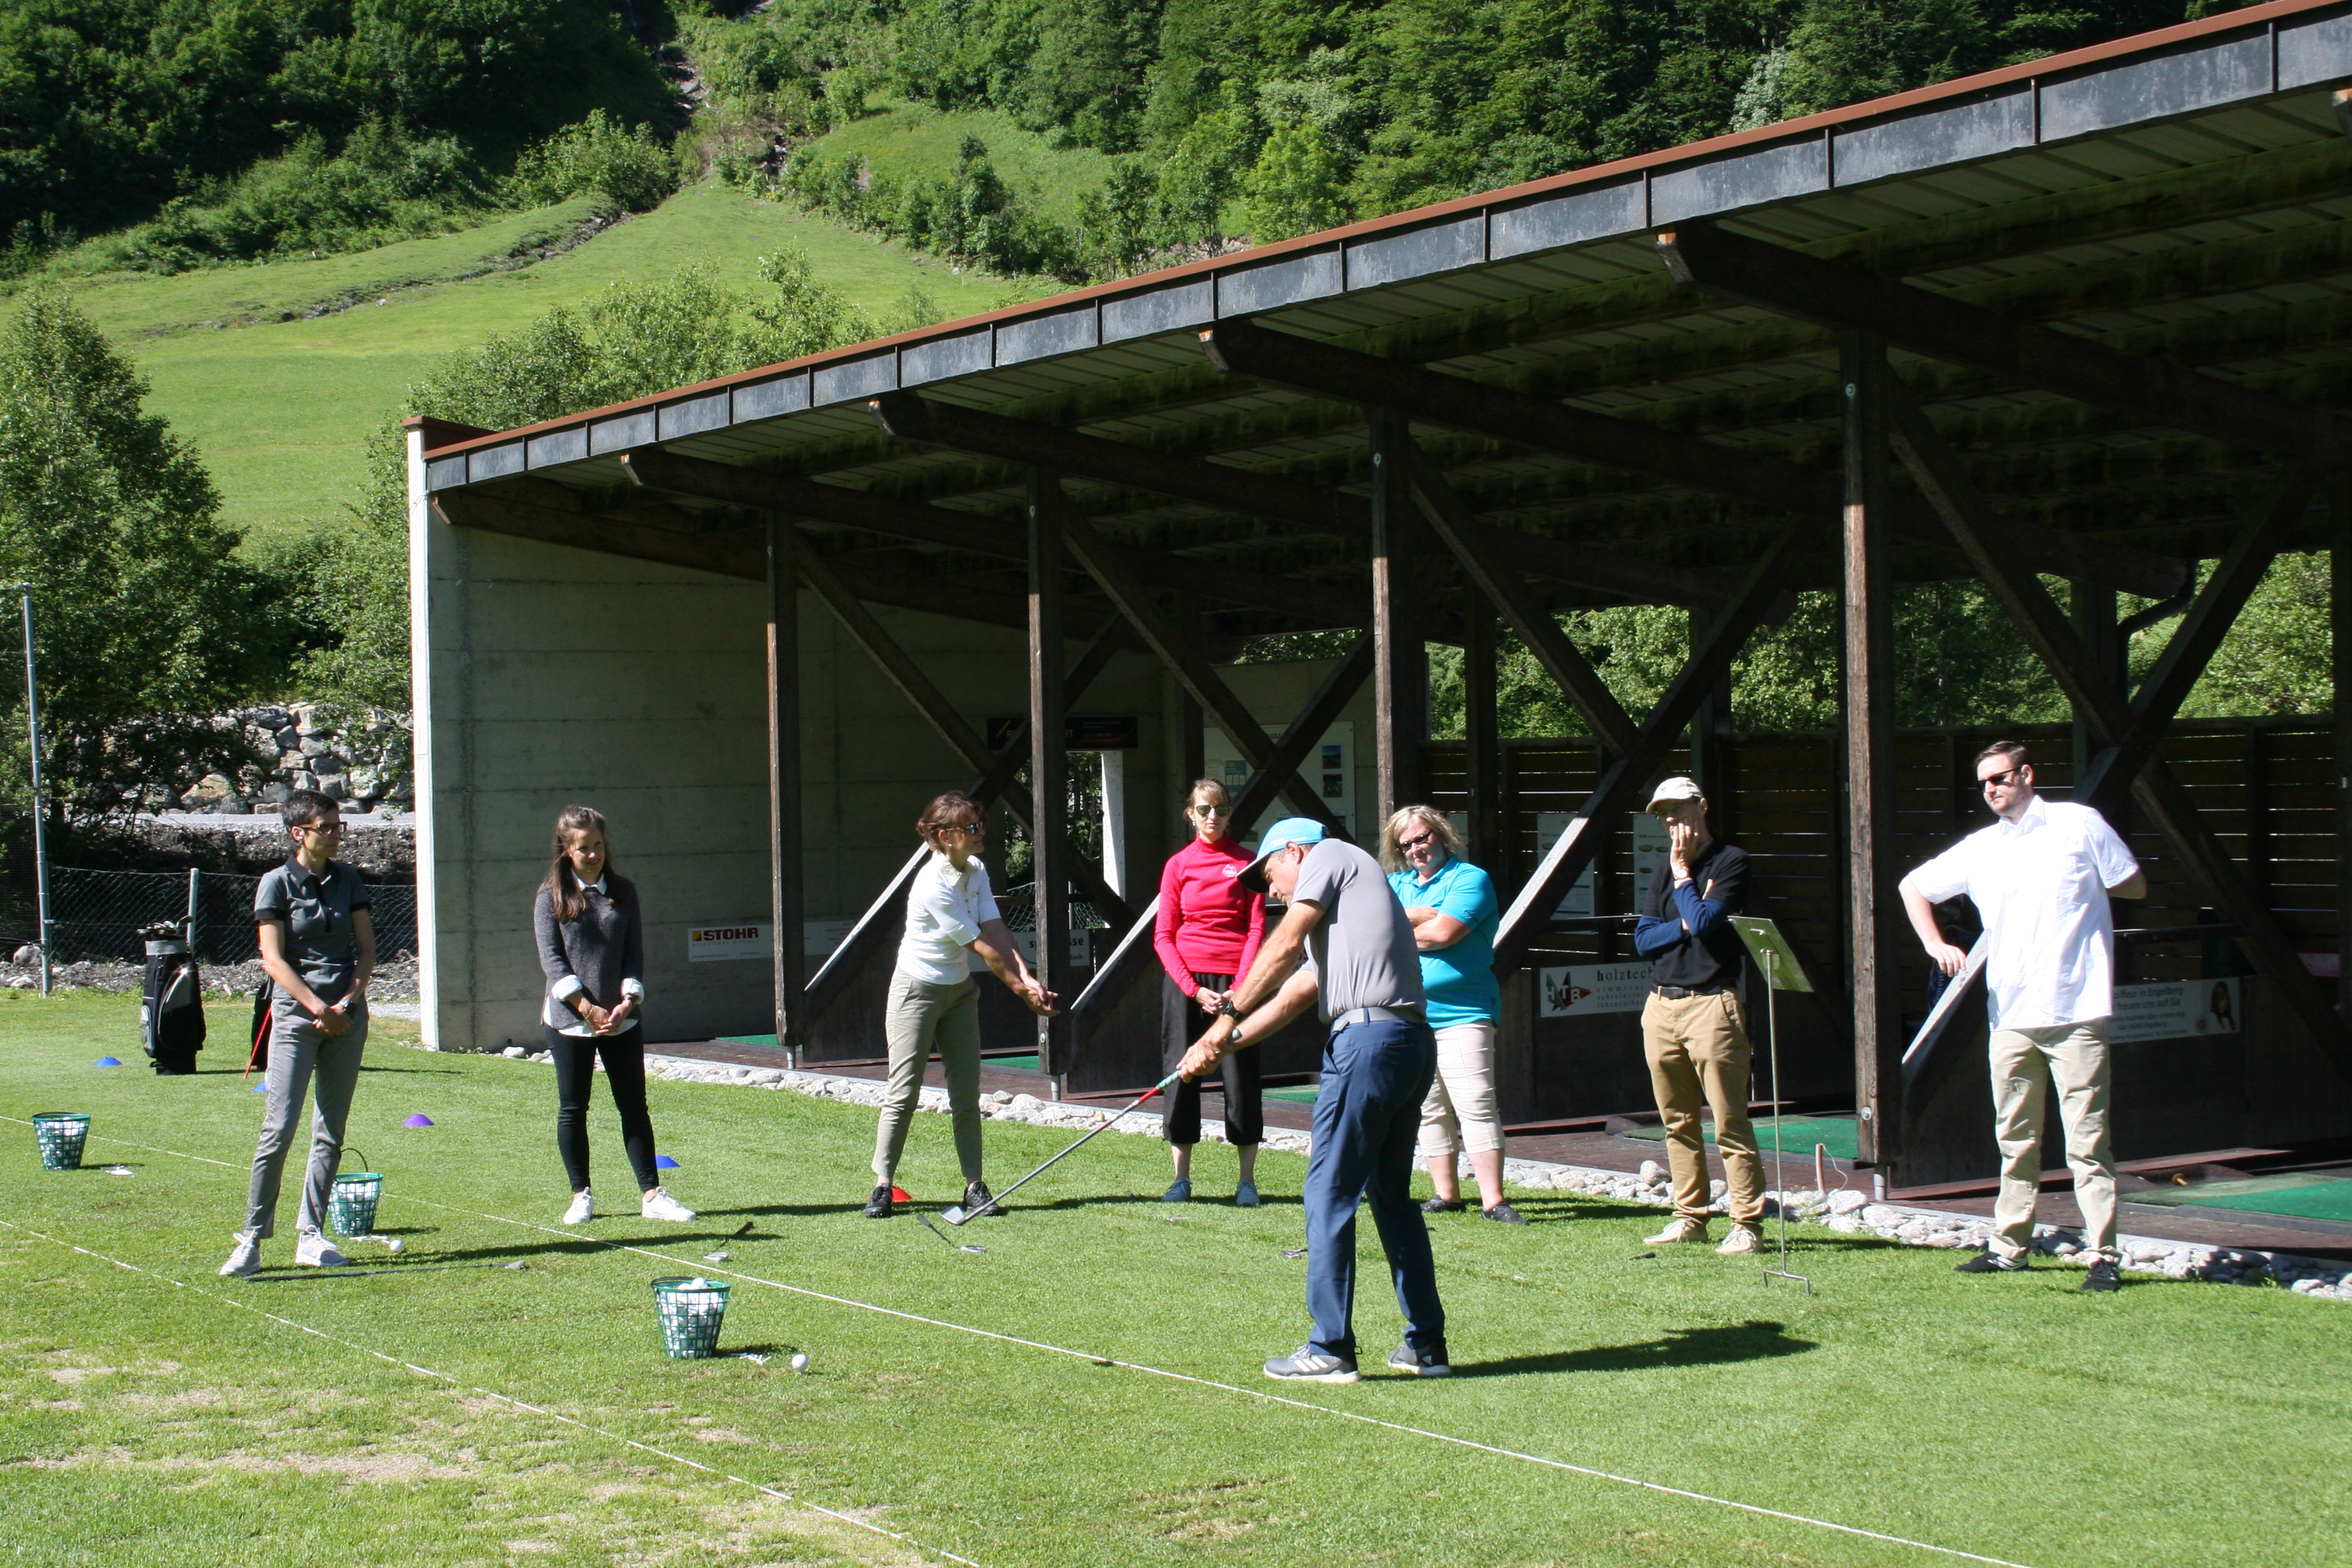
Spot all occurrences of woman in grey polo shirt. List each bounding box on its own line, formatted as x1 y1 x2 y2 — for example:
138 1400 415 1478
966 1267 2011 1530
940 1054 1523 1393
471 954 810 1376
221 788 375 1277
864 791 1057 1220
536 805 693 1226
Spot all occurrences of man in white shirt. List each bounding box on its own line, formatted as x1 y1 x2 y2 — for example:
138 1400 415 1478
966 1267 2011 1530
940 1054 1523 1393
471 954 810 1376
1900 740 2147 1291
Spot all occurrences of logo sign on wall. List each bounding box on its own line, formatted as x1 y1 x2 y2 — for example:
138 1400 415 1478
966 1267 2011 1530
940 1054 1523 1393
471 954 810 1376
688 924 769 963
2110 977 2242 1043
1537 962 1653 1018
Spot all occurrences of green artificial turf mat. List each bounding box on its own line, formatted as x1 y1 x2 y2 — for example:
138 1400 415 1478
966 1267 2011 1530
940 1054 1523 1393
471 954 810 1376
1263 1085 1320 1104
2128 1173 2352 1222
1620 1114 1859 1162
710 1033 783 1049
8 987 2352 1567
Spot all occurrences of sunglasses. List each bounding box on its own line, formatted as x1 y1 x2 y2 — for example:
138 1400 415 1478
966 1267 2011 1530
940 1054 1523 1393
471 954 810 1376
1980 768 2026 789
940 821 986 836
294 822 344 835
1397 832 1438 852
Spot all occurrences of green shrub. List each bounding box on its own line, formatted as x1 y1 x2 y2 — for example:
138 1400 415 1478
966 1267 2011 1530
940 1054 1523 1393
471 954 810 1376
506 110 689 213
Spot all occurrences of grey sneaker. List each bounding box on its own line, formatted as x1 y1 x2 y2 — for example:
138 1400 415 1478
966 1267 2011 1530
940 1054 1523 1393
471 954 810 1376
293 1232 348 1268
1387 1340 1453 1377
1421 1197 1467 1214
1480 1202 1528 1226
1161 1177 1192 1203
1955 1246 2028 1273
219 1233 261 1277
1233 1179 1260 1208
962 1180 999 1218
2080 1259 2122 1292
1263 1345 1359 1383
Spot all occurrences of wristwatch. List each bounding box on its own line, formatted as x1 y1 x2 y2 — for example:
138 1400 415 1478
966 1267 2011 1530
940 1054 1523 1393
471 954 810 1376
1216 998 1240 1020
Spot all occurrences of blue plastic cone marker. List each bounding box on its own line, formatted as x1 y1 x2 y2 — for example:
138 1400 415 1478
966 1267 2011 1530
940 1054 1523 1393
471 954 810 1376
654 1154 679 1169
253 1083 268 1093
403 1113 434 1128
95 1057 121 1067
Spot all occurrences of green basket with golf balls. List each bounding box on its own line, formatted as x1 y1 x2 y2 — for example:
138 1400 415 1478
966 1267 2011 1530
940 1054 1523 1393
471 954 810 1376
31 1114 89 1171
651 1276 730 1359
328 1172 383 1237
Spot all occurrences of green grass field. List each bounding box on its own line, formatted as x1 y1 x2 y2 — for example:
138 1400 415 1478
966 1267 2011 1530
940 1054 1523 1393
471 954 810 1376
50 181 1043 538
807 99 1119 226
6 989 2350 1567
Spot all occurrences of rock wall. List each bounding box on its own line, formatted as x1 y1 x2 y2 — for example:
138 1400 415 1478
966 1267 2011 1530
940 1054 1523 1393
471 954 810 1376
170 704 413 817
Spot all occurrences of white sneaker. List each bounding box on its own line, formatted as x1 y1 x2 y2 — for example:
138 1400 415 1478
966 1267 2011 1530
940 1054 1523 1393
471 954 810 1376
219 1234 261 1277
562 1189 595 1225
1716 1225 1764 1256
640 1187 695 1222
294 1232 349 1267
1643 1217 1711 1245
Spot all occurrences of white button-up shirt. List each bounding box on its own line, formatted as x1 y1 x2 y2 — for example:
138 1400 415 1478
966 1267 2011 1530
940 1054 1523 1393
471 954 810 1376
1904 795 2141 1032
895 852 1002 985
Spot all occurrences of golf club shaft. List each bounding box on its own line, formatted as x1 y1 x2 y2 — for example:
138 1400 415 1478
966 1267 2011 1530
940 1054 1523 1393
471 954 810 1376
985 1072 1181 1210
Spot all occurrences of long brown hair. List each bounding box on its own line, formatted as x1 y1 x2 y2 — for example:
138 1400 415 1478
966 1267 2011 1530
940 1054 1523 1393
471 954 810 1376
543 805 631 921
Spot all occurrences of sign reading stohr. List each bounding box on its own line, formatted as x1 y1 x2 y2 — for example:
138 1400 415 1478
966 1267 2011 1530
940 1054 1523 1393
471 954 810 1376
688 924 769 963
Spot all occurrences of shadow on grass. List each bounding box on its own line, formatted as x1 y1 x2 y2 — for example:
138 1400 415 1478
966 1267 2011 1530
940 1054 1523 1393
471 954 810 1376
1459 1319 1817 1377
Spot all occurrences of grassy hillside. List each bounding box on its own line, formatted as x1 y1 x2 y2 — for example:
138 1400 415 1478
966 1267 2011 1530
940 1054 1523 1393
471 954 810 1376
61 181 1048 538
805 97 1119 226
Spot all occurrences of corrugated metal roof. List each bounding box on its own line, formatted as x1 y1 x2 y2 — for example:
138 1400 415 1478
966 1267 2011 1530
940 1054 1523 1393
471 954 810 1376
424 0 2352 628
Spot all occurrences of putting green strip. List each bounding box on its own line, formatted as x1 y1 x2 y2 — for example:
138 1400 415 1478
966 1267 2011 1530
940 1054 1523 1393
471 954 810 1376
0 1212 983 1568
40 1116 2043 1568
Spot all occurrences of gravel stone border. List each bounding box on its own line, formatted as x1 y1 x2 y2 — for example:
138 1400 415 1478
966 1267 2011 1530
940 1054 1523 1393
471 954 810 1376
2 956 422 1001
462 1049 2350 1304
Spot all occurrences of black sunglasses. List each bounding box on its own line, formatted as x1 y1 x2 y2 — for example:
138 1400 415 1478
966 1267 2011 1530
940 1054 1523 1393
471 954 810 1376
1981 767 2026 789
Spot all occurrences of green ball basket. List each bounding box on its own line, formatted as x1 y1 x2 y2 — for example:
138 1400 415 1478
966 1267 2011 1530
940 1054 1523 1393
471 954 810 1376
32 1114 89 1171
651 1276 730 1359
328 1172 383 1237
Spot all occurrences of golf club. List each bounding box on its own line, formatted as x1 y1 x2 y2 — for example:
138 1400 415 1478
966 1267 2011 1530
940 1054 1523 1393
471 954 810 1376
940 1072 1183 1224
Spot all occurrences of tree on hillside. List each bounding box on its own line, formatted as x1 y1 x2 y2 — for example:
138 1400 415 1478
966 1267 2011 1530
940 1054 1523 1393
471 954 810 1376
0 290 290 816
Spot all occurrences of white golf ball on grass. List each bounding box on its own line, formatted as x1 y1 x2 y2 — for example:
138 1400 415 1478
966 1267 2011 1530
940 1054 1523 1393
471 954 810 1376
789 1353 809 1373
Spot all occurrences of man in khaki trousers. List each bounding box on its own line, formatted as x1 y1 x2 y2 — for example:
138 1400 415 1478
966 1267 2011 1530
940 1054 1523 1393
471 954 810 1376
1900 740 2145 1293
1631 777 1766 1256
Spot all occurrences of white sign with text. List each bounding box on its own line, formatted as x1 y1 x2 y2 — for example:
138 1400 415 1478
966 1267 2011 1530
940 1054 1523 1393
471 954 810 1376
1537 962 1654 1018
2110 977 2242 1043
1534 812 1671 918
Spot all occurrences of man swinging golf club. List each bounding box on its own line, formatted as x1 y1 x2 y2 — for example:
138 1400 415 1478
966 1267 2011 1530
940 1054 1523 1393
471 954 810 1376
1179 817 1449 1383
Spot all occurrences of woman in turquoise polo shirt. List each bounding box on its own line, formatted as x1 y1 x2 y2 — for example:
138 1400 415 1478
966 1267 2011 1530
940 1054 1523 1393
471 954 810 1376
1381 805 1522 1224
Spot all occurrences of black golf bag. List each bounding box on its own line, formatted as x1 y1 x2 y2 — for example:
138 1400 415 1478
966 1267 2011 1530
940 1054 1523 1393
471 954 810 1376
140 922 207 1075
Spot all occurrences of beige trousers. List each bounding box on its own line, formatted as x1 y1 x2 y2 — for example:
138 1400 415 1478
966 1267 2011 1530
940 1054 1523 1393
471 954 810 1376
1988 1022 2118 1263
872 971 985 1185
1418 1022 1504 1157
1640 989 1765 1226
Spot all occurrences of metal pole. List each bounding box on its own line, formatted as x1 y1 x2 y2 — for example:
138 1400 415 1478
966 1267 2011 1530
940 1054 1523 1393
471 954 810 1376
187 867 200 960
15 584 49 995
1761 946 1811 1295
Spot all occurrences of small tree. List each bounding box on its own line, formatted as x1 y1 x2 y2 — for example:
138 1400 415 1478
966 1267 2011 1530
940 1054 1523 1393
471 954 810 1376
0 289 279 816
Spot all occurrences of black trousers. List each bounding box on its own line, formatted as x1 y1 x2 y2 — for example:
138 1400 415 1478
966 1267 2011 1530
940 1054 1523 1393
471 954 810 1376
1161 972 1264 1146
547 1025 658 1193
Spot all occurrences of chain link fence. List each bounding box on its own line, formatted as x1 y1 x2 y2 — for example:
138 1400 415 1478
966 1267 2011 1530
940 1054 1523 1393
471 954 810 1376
32 866 417 965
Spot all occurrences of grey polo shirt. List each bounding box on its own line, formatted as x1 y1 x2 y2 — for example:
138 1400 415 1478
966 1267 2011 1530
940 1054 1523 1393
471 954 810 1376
1289 838 1425 1024
254 856 372 1003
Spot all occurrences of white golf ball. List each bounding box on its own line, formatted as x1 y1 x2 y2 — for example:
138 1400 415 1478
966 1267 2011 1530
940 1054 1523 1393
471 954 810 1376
386 1237 404 1254
789 1353 809 1373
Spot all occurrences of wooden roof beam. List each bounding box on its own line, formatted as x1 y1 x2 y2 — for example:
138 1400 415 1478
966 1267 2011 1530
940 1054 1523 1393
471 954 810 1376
1199 317 2186 601
867 388 1760 616
1657 224 2352 467
618 446 1365 630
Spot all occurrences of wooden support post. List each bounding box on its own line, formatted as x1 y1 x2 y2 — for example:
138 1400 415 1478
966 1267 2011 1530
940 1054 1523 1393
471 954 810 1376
1174 591 1206 807
2335 500 2352 1025
2071 581 2119 788
1841 332 1905 1177
765 518 806 1064
1370 409 1426 824
1688 608 1734 824
1029 472 1073 1085
1463 599 1505 878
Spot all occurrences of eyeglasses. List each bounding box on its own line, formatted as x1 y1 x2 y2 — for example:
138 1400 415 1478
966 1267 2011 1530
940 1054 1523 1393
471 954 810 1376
942 822 986 836
1980 768 2026 789
1396 832 1437 852
295 822 344 836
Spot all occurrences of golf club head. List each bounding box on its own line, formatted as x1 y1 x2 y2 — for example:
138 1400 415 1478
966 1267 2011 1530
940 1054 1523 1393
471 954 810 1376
940 1204 971 1226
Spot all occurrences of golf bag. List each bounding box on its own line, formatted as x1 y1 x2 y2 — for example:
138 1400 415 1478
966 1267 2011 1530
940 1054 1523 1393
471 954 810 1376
140 923 207 1075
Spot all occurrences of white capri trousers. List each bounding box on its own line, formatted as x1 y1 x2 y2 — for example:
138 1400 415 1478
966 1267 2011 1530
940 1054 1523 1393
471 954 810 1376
1418 1021 1504 1158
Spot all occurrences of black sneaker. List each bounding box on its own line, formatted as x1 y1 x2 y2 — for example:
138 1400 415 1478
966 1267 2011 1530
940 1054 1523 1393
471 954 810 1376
1421 1197 1466 1214
1954 1246 2027 1273
963 1179 1000 1218
2080 1259 2121 1293
1480 1202 1528 1226
1387 1340 1453 1377
863 1183 893 1219
1263 1345 1359 1383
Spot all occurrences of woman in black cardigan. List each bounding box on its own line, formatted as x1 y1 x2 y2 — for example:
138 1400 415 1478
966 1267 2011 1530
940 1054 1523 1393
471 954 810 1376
535 805 693 1225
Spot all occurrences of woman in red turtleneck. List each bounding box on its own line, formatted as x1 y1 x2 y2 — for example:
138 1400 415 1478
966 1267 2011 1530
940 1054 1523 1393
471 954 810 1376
1152 777 1267 1205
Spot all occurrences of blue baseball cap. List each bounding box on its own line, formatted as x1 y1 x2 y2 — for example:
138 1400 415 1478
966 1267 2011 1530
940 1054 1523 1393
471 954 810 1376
1238 816 1327 891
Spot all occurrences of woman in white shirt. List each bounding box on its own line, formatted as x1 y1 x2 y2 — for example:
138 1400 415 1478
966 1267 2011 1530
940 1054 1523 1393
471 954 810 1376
867 791 1057 1220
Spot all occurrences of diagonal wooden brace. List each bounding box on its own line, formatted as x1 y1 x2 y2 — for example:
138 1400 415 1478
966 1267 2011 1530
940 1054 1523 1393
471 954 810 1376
1882 383 2350 1076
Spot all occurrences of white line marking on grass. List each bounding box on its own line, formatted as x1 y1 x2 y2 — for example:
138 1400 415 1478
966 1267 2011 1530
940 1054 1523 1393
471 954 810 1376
28 1120 2035 1568
0 1214 979 1568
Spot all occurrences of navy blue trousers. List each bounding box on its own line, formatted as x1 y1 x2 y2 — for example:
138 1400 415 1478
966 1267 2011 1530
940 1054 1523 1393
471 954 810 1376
1304 1018 1447 1359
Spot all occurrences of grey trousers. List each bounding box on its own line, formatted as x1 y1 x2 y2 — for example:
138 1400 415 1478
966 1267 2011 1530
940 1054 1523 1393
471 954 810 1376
871 971 985 1185
244 995 369 1238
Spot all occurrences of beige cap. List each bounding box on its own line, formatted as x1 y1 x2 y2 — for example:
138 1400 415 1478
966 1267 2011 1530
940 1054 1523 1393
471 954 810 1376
1645 776 1704 814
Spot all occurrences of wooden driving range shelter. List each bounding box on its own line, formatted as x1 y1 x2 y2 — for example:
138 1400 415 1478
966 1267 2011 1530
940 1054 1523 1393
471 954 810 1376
409 0 2352 1191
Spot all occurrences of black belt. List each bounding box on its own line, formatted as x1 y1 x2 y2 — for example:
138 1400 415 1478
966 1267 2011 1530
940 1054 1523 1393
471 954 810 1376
1653 983 1732 1000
